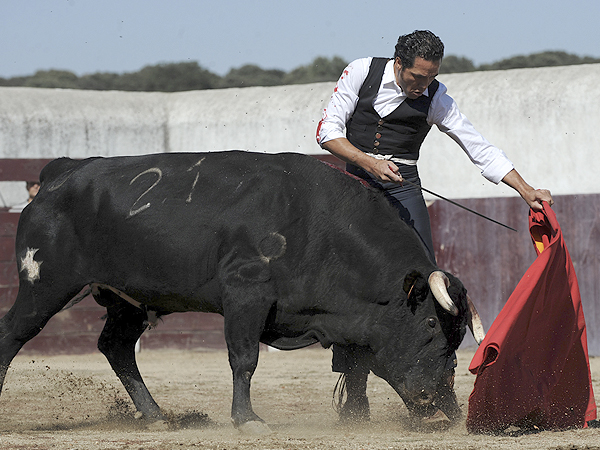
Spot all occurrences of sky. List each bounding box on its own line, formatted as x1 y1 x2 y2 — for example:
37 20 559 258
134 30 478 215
1 0 599 78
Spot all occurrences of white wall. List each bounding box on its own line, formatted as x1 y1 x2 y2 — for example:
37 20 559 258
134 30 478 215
166 83 330 155
1 63 599 206
420 64 600 200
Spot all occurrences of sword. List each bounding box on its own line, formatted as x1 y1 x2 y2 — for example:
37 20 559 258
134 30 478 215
402 178 518 233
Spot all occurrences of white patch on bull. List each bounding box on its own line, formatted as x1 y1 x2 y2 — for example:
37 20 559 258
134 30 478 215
185 157 206 204
259 232 287 263
20 248 42 284
129 167 163 217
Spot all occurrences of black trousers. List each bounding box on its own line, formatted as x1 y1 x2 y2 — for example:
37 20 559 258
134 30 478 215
345 162 436 264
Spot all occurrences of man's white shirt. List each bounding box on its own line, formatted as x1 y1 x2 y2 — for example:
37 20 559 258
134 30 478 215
316 57 514 184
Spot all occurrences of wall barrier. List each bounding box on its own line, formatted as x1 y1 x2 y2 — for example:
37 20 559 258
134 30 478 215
0 63 598 355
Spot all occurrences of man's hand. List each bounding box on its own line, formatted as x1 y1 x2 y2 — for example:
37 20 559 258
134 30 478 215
321 138 404 184
523 188 554 211
368 160 403 183
502 169 554 211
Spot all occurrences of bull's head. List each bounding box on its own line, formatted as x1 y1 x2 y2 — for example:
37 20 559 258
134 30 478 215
368 269 484 422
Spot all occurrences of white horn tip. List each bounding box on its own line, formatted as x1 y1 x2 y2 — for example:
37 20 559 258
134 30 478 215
428 271 459 316
474 329 486 345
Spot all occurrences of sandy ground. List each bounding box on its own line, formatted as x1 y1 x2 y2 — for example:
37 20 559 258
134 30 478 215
0 347 598 450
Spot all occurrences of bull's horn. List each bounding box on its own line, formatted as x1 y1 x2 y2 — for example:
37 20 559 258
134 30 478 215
466 294 486 345
428 271 459 316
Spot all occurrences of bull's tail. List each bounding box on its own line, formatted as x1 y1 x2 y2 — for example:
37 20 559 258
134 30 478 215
332 373 347 414
61 285 92 311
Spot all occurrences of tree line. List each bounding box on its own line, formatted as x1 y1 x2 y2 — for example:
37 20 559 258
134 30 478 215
1 51 598 92
440 51 600 73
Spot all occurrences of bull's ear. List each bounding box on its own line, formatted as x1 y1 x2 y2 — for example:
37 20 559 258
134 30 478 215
403 270 422 296
404 271 429 312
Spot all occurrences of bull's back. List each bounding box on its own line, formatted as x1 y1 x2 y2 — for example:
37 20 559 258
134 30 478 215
21 152 372 287
29 152 398 265
37 152 357 225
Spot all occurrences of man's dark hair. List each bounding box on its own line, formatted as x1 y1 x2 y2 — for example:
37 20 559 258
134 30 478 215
394 30 445 68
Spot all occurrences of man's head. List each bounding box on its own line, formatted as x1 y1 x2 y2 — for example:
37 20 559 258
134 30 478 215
26 181 40 201
394 30 444 69
394 30 444 99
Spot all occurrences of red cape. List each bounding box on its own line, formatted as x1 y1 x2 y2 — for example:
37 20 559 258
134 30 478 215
467 203 596 433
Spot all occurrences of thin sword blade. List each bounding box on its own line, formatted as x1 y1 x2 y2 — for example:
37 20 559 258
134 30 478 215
403 179 518 233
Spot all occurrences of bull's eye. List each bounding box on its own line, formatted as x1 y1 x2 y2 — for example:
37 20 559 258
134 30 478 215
427 317 437 328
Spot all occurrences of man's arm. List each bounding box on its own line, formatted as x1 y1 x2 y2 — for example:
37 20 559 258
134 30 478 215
431 89 554 210
317 58 402 184
502 169 554 211
321 137 403 183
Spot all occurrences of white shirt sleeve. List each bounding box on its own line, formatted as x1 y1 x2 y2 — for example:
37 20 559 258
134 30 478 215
428 83 514 184
316 58 372 145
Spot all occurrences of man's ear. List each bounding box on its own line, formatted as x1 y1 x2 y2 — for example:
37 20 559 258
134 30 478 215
395 56 403 71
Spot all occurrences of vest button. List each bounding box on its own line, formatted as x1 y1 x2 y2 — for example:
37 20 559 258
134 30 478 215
375 133 382 139
374 140 380 147
378 119 384 125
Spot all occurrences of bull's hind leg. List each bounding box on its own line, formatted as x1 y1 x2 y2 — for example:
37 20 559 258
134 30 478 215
95 288 164 421
0 281 82 394
222 284 273 434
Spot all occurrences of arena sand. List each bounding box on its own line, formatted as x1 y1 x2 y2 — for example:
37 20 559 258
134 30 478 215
0 347 598 450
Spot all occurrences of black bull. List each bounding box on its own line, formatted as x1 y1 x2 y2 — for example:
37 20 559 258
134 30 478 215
0 151 483 431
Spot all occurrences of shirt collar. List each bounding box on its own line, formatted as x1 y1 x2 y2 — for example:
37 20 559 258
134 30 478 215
382 59 431 97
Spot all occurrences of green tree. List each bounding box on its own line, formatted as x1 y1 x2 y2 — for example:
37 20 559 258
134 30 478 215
114 62 221 92
77 72 121 90
23 70 79 89
221 64 286 88
283 56 348 84
478 51 600 71
439 55 476 74
0 75 28 87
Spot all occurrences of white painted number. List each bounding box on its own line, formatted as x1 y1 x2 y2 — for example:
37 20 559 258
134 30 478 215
185 157 206 204
127 158 206 217
128 167 163 217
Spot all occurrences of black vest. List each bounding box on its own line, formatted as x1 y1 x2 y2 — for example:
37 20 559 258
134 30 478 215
346 57 439 160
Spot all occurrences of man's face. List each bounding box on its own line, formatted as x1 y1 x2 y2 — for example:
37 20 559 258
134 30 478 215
27 182 40 199
394 56 441 99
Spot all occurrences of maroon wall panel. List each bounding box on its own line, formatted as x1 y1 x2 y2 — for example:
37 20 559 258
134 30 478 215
0 159 53 181
16 296 227 355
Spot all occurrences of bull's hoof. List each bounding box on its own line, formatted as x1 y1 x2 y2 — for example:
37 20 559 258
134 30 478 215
145 419 170 431
133 410 168 423
238 420 272 435
412 409 452 431
423 409 451 424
